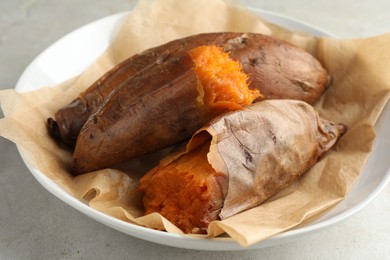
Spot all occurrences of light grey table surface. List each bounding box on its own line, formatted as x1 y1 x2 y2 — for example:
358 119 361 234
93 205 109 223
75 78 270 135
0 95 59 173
1 0 390 259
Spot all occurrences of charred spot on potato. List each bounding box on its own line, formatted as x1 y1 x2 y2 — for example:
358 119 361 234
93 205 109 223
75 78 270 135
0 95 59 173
249 58 261 66
243 148 253 163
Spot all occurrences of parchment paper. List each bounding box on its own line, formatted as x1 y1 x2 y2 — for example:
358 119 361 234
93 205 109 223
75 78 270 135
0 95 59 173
1 0 390 247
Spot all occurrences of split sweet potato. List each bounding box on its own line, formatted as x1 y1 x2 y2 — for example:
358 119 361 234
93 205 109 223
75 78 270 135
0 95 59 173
48 32 329 149
139 100 346 234
72 46 259 174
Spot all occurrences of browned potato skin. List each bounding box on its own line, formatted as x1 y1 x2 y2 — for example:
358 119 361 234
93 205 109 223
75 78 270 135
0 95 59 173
73 51 204 174
225 35 329 103
48 32 329 149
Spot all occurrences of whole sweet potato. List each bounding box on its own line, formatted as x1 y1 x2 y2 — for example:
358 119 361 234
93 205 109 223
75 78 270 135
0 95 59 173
48 32 329 149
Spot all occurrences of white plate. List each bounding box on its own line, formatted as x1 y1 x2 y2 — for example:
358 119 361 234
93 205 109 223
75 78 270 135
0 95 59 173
14 10 390 251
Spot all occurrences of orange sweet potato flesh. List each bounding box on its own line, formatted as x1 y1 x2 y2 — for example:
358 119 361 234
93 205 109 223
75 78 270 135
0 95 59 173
188 46 260 116
139 140 225 234
48 32 329 149
72 46 258 174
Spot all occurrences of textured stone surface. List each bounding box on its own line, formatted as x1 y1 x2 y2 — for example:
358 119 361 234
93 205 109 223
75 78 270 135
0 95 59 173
1 0 389 259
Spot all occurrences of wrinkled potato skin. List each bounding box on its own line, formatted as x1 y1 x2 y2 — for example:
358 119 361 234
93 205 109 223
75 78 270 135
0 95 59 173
49 32 329 149
138 100 347 233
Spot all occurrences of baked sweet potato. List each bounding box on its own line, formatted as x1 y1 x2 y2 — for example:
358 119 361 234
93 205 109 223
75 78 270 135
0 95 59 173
48 32 329 148
139 100 346 234
73 46 259 174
